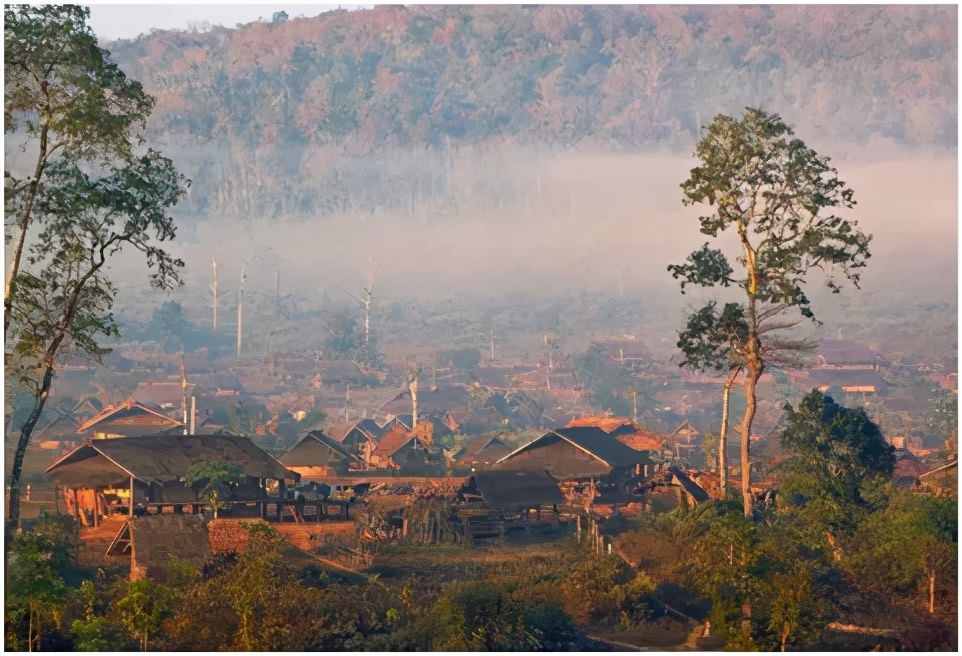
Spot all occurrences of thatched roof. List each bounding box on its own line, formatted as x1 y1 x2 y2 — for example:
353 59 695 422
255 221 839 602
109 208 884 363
107 514 209 581
47 434 299 487
76 399 183 436
280 431 362 467
463 470 564 510
456 435 511 465
373 429 427 457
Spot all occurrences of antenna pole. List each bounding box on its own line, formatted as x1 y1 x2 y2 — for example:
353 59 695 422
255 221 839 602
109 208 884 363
210 258 218 331
236 266 246 359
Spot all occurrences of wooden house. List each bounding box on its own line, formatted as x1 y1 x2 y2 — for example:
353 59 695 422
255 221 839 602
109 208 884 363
495 427 652 482
46 434 299 526
280 430 364 479
379 385 471 418
567 416 666 454
337 418 383 462
809 369 890 396
816 339 883 371
455 435 512 470
77 400 183 439
458 470 564 512
106 514 210 581
369 428 438 472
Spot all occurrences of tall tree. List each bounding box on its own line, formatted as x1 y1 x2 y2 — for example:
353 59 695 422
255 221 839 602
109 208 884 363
669 108 871 517
4 4 153 334
6 149 186 531
677 301 748 494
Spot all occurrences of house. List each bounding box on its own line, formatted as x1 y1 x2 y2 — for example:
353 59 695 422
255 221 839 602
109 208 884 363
379 385 471 418
809 369 890 396
458 470 564 513
455 435 512 470
369 428 438 472
133 380 196 411
106 514 210 581
816 339 882 371
592 337 650 371
46 434 299 526
666 420 701 460
280 431 364 479
77 399 184 438
337 418 383 461
495 427 652 482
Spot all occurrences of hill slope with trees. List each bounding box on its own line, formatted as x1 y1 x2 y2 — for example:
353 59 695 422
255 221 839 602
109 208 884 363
102 5 956 218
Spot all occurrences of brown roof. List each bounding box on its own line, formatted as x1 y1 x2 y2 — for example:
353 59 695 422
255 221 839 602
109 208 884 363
497 427 652 472
457 435 511 464
132 381 196 407
373 428 426 457
77 400 182 435
462 470 564 510
47 434 299 486
617 430 666 452
108 514 210 580
567 416 636 434
280 431 362 467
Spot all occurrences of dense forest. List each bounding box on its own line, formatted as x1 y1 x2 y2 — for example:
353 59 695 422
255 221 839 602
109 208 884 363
100 4 957 219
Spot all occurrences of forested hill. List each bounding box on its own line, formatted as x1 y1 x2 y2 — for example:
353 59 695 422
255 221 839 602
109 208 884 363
106 5 956 218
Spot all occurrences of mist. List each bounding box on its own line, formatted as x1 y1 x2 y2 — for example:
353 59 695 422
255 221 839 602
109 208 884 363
105 143 956 332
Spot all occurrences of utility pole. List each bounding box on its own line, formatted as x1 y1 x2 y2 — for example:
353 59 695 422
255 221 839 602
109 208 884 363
489 327 495 363
544 334 553 391
274 270 280 317
408 368 420 430
236 266 246 359
362 259 375 352
190 396 197 434
210 257 218 332
344 384 351 423
180 354 188 436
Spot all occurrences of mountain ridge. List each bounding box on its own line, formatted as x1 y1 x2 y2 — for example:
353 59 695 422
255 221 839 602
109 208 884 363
102 5 957 218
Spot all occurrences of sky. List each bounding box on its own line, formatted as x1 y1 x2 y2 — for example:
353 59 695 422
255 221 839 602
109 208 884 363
87 3 364 40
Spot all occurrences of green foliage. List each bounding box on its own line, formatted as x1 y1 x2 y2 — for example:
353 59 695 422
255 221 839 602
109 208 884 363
69 581 125 651
573 344 637 416
184 460 244 518
778 391 895 522
676 301 747 373
670 108 871 318
5 516 75 650
5 5 188 528
848 492 957 612
115 580 175 651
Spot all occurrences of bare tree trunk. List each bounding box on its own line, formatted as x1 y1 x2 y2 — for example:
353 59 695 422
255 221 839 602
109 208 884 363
739 362 762 519
780 623 790 651
719 367 741 497
928 569 936 614
7 362 55 535
5 124 50 335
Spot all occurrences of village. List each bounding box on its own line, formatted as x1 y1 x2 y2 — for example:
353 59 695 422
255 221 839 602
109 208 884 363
4 4 958 652
11 315 956 573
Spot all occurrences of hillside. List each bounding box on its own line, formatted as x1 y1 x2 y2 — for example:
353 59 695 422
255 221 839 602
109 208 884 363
105 5 957 218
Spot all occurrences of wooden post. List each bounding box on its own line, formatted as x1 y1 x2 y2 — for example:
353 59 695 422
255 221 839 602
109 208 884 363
277 479 286 521
129 477 135 518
